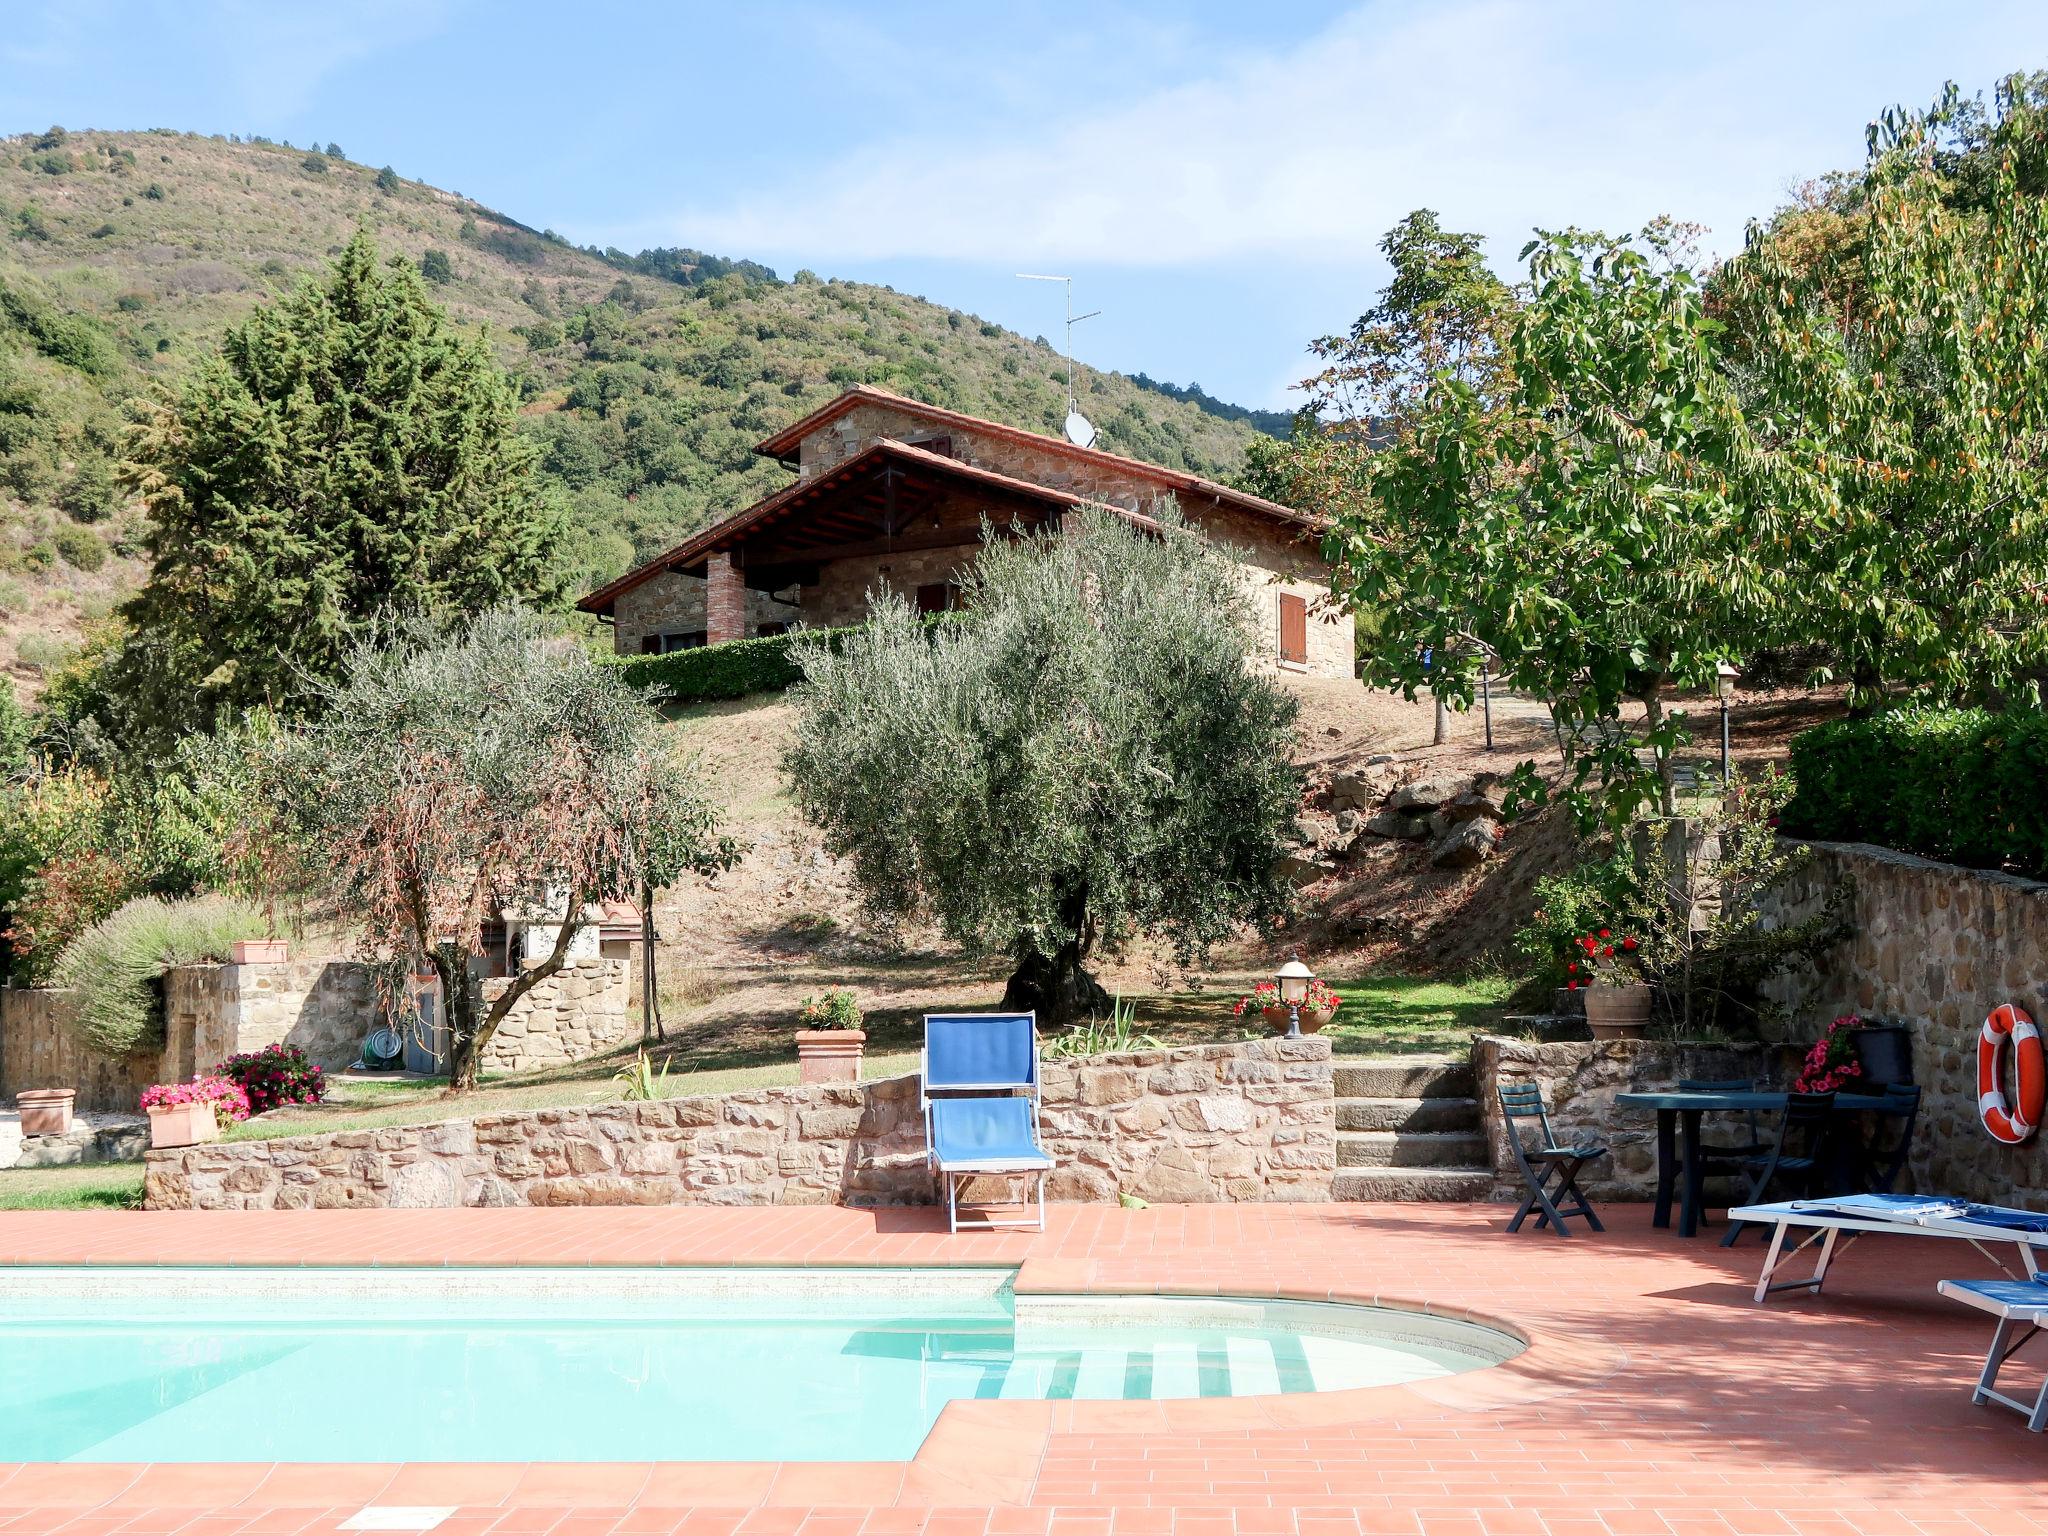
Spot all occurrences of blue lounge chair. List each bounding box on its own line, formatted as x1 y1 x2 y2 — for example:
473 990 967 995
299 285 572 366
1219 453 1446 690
922 1012 1055 1234
1731 1193 2048 1303
1939 1273 2048 1431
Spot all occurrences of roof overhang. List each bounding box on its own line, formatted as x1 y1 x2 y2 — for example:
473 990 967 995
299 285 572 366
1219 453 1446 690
578 439 1092 616
751 385 1315 529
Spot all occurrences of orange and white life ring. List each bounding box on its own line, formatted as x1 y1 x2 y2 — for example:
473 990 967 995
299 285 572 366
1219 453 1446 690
1980 1003 2046 1146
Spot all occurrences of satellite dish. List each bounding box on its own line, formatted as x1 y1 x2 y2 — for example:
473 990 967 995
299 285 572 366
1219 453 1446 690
1064 410 1097 449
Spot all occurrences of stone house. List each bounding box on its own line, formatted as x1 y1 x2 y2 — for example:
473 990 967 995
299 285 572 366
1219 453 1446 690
577 386 1352 677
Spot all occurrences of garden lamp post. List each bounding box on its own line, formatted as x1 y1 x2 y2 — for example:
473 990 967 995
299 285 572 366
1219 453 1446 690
1715 661 1740 784
1276 955 1315 1039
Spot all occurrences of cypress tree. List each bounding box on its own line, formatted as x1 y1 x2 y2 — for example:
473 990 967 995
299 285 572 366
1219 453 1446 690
117 228 565 744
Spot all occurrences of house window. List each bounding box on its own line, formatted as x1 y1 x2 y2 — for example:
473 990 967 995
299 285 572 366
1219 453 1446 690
641 630 707 655
916 582 963 615
756 621 794 638
906 434 953 459
1277 593 1308 667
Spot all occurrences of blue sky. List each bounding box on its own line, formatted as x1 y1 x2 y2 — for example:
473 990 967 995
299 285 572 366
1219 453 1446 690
7 1 2048 410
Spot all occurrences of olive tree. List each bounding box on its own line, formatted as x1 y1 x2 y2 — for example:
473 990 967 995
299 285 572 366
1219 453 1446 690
784 508 1301 1025
245 609 734 1092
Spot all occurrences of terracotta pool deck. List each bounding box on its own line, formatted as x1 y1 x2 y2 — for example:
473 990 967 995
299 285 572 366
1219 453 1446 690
0 1201 2036 1534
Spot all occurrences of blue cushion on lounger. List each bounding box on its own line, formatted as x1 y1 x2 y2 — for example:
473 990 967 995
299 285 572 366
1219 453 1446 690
930 1097 1053 1172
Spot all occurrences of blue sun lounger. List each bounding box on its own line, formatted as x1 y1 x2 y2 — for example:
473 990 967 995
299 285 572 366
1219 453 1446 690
922 1012 1055 1234
1729 1193 2048 1303
1939 1273 2048 1431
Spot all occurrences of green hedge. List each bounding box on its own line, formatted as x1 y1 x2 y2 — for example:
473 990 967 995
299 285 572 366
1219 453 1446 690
1784 705 2048 877
602 613 957 706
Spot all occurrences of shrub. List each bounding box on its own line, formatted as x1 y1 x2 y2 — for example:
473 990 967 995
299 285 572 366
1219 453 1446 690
603 613 958 706
1784 705 2048 877
52 895 271 1056
218 1042 327 1113
796 989 862 1031
52 524 106 571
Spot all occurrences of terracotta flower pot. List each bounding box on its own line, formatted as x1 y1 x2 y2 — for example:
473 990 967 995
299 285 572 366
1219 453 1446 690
796 1028 865 1084
16 1088 74 1138
1583 982 1652 1040
230 938 289 965
147 1102 220 1150
1262 1004 1334 1035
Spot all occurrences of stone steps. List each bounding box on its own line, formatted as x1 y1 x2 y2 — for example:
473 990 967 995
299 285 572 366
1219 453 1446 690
1332 1167 1498 1202
1333 1059 1474 1099
1331 1056 1496 1201
1336 1095 1480 1133
1337 1130 1492 1168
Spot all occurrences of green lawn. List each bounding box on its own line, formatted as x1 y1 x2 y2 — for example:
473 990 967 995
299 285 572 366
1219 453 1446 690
0 1162 145 1210
0 970 1517 1209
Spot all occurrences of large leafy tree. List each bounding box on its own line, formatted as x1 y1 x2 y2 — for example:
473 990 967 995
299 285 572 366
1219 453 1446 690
785 508 1301 1025
116 228 566 747
245 609 734 1093
1330 227 1806 823
1716 78 2048 706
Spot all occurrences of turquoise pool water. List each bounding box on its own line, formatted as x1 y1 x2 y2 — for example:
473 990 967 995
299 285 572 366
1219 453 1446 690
0 1269 1519 1463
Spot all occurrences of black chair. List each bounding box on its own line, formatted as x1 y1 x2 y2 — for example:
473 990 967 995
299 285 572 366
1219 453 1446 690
1867 1083 1922 1194
1498 1082 1608 1237
1720 1091 1837 1247
1677 1077 1772 1210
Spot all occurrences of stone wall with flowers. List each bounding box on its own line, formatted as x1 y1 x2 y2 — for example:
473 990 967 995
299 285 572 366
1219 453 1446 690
1474 1034 1783 1200
142 1036 1336 1211
1760 839 2048 1207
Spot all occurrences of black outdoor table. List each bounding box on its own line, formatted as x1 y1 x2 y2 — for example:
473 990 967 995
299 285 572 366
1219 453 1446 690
1613 1089 1898 1238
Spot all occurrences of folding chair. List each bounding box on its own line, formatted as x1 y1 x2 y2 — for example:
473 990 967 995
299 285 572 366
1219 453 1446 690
922 1012 1056 1234
1498 1082 1608 1236
1867 1083 1922 1194
1939 1273 2048 1431
1721 1091 1837 1247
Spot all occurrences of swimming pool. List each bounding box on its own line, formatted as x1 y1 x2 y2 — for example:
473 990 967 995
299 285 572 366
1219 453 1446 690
0 1268 1523 1463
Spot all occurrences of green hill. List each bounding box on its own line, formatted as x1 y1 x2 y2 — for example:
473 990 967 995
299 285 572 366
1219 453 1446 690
0 127 1269 683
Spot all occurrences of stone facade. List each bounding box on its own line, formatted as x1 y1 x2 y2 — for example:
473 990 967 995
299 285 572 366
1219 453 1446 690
0 987 163 1113
609 570 798 656
4 958 634 1113
1473 1034 1781 1200
143 1037 1336 1211
1760 839 2048 1207
802 544 976 630
792 401 1351 679
477 959 633 1073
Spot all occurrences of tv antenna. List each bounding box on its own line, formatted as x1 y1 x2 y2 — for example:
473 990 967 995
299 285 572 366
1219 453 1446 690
1017 272 1100 447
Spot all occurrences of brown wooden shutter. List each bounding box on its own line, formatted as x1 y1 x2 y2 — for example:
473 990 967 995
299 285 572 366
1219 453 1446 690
1278 593 1308 665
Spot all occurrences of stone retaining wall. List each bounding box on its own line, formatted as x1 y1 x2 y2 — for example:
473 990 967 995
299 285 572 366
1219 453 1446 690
1761 839 2048 1207
143 1037 1335 1211
1474 1034 1782 1199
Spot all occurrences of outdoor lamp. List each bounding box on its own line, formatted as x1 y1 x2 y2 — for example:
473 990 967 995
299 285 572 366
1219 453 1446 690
1276 955 1315 1039
1715 661 1741 784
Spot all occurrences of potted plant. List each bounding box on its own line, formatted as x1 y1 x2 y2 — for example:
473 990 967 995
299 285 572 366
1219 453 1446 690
229 937 289 965
140 1075 252 1150
1847 1016 1912 1087
1231 979 1344 1034
1795 1014 1867 1093
15 1088 75 1138
1566 927 1651 1040
795 990 865 1083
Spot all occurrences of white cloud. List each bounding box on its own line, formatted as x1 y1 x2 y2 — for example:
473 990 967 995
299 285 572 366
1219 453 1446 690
659 0 2048 272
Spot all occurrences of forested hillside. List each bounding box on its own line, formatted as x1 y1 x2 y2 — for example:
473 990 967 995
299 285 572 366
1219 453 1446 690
0 127 1268 682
